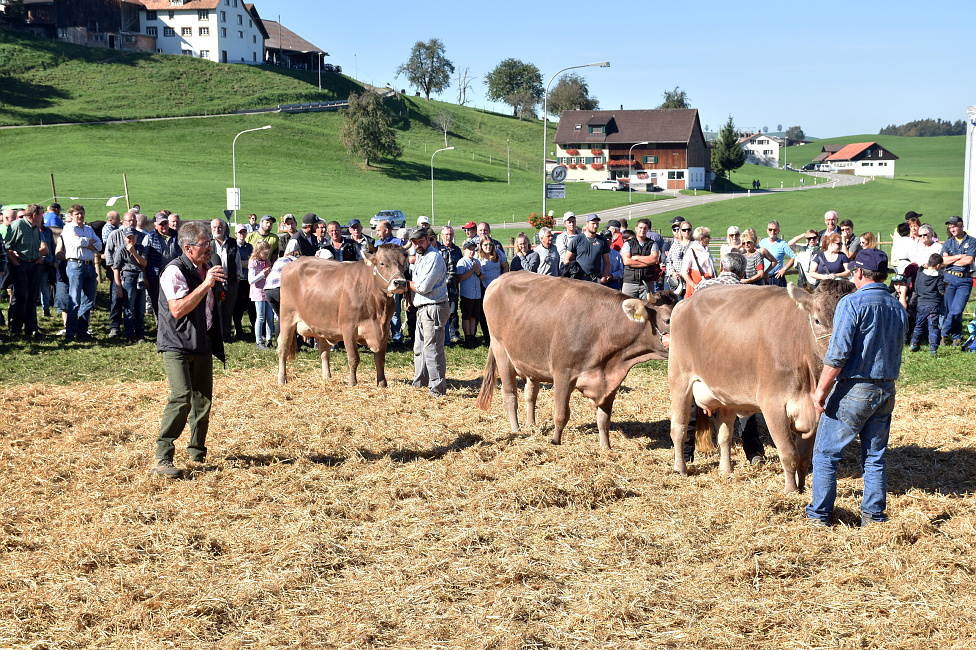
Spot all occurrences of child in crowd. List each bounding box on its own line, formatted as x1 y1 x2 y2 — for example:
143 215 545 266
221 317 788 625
455 239 483 348
910 253 946 355
112 226 148 342
248 241 274 350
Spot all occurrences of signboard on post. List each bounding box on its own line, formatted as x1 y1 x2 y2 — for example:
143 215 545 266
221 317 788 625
546 183 566 199
226 188 241 211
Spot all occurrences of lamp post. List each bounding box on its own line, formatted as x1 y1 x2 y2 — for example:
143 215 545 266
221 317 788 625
232 125 272 224
431 146 454 223
628 140 650 203
542 61 609 217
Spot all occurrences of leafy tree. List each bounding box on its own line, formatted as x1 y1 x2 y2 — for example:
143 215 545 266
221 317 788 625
658 86 690 109
711 116 745 179
879 118 965 137
546 73 598 116
785 125 805 141
395 38 454 101
485 58 543 117
777 123 783 132
762 126 768 133
338 91 402 167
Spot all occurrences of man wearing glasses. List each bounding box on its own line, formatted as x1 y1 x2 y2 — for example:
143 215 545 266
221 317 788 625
152 221 226 479
759 220 795 287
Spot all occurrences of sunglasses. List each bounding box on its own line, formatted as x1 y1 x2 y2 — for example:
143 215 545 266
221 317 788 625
680 228 692 232
806 236 818 241
186 239 214 248
767 228 778 232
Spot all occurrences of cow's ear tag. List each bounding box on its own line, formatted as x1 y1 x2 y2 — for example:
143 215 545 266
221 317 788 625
622 299 647 322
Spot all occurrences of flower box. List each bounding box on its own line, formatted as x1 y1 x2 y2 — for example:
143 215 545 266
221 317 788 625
590 149 603 155
590 162 604 170
565 149 580 156
578 163 587 169
567 162 577 169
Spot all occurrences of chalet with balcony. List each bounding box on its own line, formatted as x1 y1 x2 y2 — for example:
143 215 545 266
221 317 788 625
825 142 899 178
552 108 710 190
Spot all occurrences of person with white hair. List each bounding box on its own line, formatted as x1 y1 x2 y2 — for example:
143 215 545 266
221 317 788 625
678 226 715 298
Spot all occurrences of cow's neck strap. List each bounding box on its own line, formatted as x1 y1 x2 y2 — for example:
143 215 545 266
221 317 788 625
372 265 401 292
809 314 831 361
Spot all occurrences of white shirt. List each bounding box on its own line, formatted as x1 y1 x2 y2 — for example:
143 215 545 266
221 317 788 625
60 223 103 261
160 264 214 330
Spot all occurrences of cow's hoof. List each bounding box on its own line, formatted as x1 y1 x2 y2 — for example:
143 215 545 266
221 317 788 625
377 380 388 388
550 439 561 446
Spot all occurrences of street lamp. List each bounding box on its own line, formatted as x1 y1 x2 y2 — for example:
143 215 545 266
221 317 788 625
542 61 609 217
232 125 272 224
628 141 650 202
431 146 454 223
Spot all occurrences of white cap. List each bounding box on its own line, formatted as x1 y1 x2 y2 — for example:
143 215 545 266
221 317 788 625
563 211 576 223
417 215 430 225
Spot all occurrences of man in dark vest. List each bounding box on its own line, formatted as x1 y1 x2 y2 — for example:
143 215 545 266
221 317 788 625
621 218 663 299
152 221 226 479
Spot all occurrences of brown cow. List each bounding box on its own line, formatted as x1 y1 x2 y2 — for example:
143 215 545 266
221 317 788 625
667 280 855 492
276 245 408 387
476 272 675 448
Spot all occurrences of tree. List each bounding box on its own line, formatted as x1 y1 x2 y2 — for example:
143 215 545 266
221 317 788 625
785 125 805 141
762 126 768 133
485 58 543 117
395 38 454 101
338 91 402 167
710 116 745 179
777 124 783 132
658 86 690 109
507 91 538 120
705 124 710 132
546 73 598 116
432 111 453 147
455 66 474 106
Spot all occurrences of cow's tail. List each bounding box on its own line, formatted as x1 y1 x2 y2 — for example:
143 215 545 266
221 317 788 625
476 344 497 411
281 317 298 362
695 407 715 453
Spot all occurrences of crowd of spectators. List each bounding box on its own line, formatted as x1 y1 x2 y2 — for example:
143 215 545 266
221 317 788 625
2 204 972 360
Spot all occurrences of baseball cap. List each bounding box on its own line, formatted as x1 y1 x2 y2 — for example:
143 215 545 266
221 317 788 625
348 218 362 228
261 214 275 224
122 226 138 238
670 216 684 225
607 219 621 228
905 210 923 221
563 211 576 223
945 215 964 226
462 238 478 250
417 216 430 226
154 212 168 225
586 214 601 223
408 226 429 240
282 213 296 223
235 223 248 233
852 248 890 273
302 213 319 226
463 221 477 229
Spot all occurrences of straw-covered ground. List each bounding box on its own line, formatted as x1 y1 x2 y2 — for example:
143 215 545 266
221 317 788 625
1 360 975 649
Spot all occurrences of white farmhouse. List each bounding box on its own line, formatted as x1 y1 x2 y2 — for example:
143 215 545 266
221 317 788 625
737 133 780 167
825 142 899 178
135 0 267 64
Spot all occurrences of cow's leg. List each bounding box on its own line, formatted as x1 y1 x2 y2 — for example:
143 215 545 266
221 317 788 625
551 375 577 445
343 328 360 387
276 311 298 386
765 409 800 493
320 345 332 381
669 383 694 475
716 408 738 475
374 344 388 388
595 389 618 450
495 347 521 432
524 377 540 428
794 433 815 492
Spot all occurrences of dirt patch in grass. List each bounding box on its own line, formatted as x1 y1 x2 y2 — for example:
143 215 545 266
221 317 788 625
1 365 974 648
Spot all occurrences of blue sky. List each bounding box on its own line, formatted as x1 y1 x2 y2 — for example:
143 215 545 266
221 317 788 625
268 0 974 138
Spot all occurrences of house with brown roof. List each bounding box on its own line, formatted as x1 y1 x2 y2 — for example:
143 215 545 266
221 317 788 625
14 0 153 52
825 142 899 178
262 19 327 69
737 132 780 168
552 109 710 190
135 0 268 64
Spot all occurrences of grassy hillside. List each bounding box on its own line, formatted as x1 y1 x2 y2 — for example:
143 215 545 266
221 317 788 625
0 28 361 125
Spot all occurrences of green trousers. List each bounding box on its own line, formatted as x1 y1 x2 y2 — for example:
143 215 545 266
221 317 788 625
156 351 213 463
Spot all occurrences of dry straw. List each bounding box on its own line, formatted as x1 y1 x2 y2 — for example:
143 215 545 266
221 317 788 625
1 362 974 648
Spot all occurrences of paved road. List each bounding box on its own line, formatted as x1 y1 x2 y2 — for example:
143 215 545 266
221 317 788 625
495 172 869 230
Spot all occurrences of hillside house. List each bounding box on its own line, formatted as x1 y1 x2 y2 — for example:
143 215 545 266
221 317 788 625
14 0 154 52
553 109 710 190
812 144 844 163
135 0 268 64
263 19 327 69
738 132 780 168
825 142 899 178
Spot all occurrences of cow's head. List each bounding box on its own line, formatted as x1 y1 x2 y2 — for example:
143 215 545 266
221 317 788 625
788 279 856 351
365 244 409 295
622 290 677 351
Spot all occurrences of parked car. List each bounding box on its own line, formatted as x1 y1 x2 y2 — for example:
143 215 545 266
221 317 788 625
590 179 625 191
370 210 407 230
815 164 832 173
801 163 817 171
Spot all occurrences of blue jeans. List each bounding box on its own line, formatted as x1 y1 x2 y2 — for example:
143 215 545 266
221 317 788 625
65 261 98 336
122 274 146 339
912 304 940 350
254 299 275 344
941 273 972 341
390 292 404 342
806 380 896 525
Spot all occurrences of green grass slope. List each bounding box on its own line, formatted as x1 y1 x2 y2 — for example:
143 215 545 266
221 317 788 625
0 28 361 125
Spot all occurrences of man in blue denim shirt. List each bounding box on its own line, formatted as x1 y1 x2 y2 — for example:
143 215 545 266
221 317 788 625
807 248 907 527
408 226 449 397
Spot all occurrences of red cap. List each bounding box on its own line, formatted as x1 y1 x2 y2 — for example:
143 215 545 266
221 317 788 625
463 221 477 229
